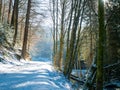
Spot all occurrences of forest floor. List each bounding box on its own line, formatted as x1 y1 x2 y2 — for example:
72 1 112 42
0 60 72 90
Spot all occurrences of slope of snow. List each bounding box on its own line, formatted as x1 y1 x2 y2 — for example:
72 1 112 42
0 59 72 90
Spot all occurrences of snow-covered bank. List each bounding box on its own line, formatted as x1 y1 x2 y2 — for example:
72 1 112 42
0 60 72 90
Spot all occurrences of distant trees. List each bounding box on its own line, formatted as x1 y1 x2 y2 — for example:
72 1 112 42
50 0 69 70
64 0 87 78
0 0 44 60
50 0 87 78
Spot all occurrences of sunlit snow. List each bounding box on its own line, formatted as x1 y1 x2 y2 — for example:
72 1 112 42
0 59 72 90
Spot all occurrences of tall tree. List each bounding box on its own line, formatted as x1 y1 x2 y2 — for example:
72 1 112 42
58 0 65 70
7 0 12 24
2 0 5 22
96 0 105 89
11 0 16 26
0 0 2 20
21 0 31 60
51 0 57 66
63 0 86 78
11 0 19 46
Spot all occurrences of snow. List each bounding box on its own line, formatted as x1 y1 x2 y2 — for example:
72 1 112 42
72 69 87 77
0 59 72 90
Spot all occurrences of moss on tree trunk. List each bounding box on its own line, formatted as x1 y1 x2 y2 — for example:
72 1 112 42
96 0 105 90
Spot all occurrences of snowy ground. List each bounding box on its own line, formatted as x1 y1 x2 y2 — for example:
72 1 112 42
0 60 72 90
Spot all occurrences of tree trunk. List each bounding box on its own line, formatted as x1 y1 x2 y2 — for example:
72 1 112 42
0 0 2 20
96 0 105 90
64 0 82 78
11 0 15 27
21 0 31 60
58 0 65 70
12 0 19 46
7 0 12 24
2 0 5 22
52 0 57 66
55 0 58 56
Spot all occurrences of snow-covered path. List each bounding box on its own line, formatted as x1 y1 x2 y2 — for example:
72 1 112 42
0 60 72 90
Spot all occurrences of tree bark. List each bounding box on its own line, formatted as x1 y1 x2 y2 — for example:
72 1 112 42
2 0 5 22
96 0 105 90
0 0 2 20
21 0 31 60
12 0 19 46
64 0 82 78
7 0 12 24
58 0 65 70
